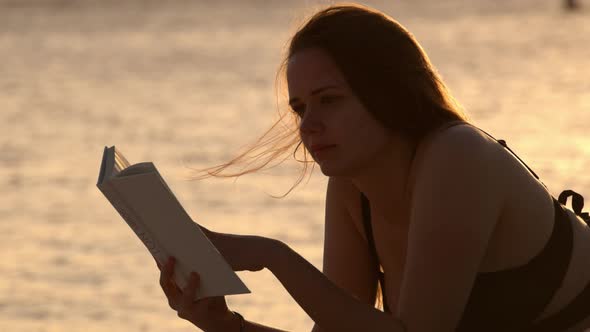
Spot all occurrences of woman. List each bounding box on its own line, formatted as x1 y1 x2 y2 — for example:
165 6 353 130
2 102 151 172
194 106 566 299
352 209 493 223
157 4 590 332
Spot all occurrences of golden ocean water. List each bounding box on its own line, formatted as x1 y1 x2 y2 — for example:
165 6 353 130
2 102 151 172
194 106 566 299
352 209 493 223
1 0 589 331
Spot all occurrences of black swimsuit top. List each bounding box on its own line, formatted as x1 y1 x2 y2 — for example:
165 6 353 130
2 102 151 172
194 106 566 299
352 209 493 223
360 120 590 331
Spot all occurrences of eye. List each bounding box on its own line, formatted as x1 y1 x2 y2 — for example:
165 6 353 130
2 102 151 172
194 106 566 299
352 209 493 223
291 104 305 116
320 95 340 104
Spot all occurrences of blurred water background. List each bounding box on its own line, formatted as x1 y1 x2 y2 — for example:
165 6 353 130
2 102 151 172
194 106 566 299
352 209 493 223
1 0 589 331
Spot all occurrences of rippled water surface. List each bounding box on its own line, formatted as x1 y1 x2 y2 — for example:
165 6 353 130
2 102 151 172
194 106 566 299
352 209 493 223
1 0 589 331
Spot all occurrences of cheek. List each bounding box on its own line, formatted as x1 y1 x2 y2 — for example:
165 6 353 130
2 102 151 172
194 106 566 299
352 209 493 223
327 99 389 148
335 103 371 131
347 111 386 142
351 123 393 164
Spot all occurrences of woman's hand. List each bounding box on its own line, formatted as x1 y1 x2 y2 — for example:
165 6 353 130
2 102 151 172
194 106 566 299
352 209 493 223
157 257 237 332
198 224 274 272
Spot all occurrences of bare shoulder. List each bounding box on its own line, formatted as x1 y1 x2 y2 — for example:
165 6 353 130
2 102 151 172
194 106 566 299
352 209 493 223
433 122 549 197
328 177 361 214
419 122 525 192
327 177 366 240
328 177 360 207
431 122 507 156
411 122 511 200
427 123 559 273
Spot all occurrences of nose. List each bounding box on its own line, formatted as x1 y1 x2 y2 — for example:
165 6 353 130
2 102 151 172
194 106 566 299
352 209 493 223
299 109 325 136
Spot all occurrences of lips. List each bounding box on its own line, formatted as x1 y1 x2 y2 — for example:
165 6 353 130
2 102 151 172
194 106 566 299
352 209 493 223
310 144 336 153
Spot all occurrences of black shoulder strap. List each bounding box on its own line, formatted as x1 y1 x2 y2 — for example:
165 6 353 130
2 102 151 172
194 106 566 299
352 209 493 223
558 190 590 225
474 125 590 225
471 125 548 190
360 193 391 313
360 193 377 263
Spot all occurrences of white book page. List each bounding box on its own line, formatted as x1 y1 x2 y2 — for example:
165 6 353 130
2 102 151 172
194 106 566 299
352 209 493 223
108 171 250 300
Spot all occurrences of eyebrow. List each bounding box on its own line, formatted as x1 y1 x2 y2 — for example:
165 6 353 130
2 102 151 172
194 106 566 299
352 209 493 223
288 85 339 106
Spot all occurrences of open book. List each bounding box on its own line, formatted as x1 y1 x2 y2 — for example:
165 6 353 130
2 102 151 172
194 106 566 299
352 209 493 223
96 146 250 300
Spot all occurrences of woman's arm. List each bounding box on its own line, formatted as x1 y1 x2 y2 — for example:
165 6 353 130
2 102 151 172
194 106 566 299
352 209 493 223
262 239 406 332
308 177 388 332
216 176 402 331
236 177 383 332
225 314 289 332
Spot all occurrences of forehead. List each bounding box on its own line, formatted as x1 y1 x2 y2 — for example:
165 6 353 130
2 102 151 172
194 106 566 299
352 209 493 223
286 48 346 93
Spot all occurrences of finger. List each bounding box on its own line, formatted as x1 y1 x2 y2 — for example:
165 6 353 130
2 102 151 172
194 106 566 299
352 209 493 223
181 272 200 308
160 257 182 304
159 256 174 286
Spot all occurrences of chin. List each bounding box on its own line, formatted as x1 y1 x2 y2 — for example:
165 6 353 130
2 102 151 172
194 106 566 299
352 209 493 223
317 161 355 177
319 153 377 179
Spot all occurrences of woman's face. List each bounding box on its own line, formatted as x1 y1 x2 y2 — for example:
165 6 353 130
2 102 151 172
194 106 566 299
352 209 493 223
286 48 395 177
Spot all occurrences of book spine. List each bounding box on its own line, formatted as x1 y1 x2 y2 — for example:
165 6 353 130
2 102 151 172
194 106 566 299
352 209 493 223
99 182 169 265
